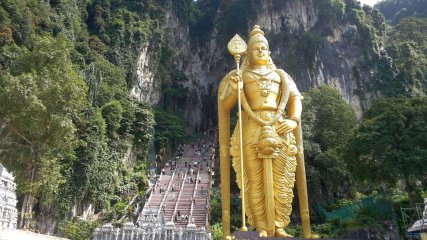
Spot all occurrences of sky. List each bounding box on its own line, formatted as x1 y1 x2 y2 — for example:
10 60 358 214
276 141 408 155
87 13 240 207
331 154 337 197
358 0 381 7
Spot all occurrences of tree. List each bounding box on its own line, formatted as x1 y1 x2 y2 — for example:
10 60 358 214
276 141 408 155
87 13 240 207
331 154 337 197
303 86 357 150
302 86 357 204
0 35 87 229
345 97 427 206
376 0 427 25
101 100 124 138
154 109 186 151
385 17 427 96
60 108 116 214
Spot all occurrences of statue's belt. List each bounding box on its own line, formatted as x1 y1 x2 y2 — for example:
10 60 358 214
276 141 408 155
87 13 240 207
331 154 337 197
233 110 296 153
241 110 281 123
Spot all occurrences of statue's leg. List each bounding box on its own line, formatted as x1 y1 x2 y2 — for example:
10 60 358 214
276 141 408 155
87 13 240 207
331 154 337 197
273 151 297 233
243 145 268 232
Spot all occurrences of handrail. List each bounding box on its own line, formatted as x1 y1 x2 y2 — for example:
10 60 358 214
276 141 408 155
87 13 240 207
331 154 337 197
143 171 162 209
144 151 178 210
157 153 179 219
206 150 215 227
171 167 187 221
189 159 200 225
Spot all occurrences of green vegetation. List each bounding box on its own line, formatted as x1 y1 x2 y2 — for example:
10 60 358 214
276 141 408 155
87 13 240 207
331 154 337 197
276 31 322 74
288 196 395 238
357 16 427 97
156 45 189 112
385 17 427 96
209 222 223 240
345 97 427 206
216 0 256 46
302 86 357 205
172 0 201 25
58 219 100 240
154 109 186 151
345 4 427 98
0 35 87 228
317 0 346 31
189 0 220 44
376 0 427 25
0 0 184 233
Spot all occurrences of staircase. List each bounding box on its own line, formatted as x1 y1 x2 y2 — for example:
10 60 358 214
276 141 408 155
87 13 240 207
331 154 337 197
139 142 214 230
192 157 210 228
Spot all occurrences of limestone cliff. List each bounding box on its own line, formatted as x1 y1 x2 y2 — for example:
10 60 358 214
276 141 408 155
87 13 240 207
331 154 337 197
133 0 388 131
130 44 161 105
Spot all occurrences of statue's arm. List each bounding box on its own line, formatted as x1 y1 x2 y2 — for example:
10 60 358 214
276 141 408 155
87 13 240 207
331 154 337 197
287 94 302 120
285 73 302 121
219 70 238 112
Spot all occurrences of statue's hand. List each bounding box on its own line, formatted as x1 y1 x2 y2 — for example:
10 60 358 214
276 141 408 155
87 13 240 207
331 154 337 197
276 119 297 134
229 73 242 93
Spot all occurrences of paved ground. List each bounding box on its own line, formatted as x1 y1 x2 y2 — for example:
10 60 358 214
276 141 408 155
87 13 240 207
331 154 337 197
0 230 68 240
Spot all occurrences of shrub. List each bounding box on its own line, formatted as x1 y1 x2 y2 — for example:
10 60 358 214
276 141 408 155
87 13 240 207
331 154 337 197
58 219 99 240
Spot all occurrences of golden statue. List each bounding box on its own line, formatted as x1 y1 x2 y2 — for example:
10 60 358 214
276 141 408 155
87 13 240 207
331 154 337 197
217 25 318 238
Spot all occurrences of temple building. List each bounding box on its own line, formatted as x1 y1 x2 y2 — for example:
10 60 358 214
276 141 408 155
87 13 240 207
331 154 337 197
0 163 18 230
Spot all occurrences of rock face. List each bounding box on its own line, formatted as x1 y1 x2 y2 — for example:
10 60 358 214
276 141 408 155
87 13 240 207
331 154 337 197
0 163 18 230
133 0 381 131
130 44 161 105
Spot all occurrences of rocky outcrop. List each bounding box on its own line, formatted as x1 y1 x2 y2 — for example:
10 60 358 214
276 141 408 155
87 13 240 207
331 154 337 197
130 44 161 105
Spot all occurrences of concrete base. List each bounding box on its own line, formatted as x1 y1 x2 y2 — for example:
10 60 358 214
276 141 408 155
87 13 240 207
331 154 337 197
0 230 68 240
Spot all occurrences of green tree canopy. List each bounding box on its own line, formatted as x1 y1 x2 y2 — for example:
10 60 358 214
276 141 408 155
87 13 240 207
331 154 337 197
345 97 427 205
0 0 167 233
385 17 427 96
0 34 87 228
376 0 427 25
154 109 186 151
302 86 357 204
101 100 124 138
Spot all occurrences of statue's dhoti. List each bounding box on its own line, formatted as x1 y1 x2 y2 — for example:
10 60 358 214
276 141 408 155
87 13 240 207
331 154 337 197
230 110 298 234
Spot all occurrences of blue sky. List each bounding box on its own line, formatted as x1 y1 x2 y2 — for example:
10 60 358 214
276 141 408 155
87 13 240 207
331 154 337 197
359 0 381 6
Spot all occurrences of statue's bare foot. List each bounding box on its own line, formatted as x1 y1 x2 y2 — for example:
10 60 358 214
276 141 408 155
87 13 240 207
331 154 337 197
258 229 268 237
275 228 293 237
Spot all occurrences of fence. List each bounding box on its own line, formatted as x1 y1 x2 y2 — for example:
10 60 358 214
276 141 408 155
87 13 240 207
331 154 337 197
92 222 210 240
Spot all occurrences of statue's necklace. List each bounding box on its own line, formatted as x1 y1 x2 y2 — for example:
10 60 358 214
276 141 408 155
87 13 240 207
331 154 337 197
248 70 274 97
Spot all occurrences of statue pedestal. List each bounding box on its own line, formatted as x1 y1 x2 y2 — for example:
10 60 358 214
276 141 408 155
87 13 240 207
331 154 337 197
233 231 337 239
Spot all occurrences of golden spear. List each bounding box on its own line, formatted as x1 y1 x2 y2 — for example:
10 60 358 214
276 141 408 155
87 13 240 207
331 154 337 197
227 34 248 232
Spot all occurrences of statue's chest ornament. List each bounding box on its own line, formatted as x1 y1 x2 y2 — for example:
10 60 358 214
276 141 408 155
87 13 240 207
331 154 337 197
249 70 275 97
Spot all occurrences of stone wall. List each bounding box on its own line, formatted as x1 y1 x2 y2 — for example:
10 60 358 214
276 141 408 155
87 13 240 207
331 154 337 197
0 163 18 230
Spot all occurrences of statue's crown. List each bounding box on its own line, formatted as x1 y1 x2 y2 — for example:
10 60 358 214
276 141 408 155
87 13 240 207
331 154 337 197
248 25 268 50
249 25 264 37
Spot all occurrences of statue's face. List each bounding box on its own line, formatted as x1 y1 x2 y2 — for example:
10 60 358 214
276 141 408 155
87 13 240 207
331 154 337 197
250 42 269 65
